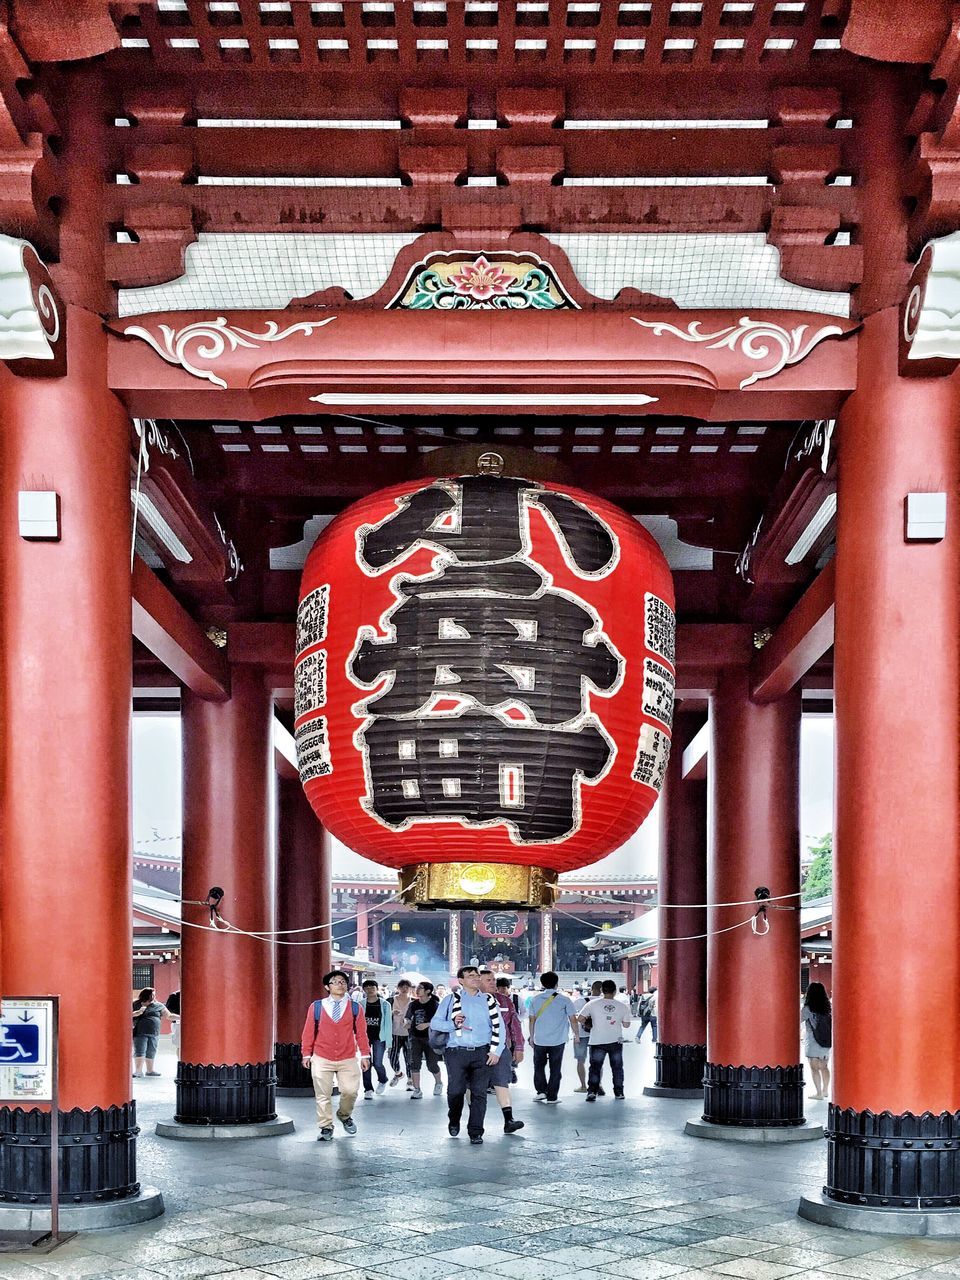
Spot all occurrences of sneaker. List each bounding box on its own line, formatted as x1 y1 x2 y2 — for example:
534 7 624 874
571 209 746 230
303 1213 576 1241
470 1135 484 1145
614 1091 625 1100
574 1086 588 1093
597 1087 606 1097
363 1090 375 1100
433 1079 443 1096
390 1074 402 1087
503 1118 525 1134
586 1093 597 1102
318 1127 334 1142
405 1081 414 1091
340 1116 357 1136
145 1071 162 1077
411 1088 423 1099
534 1094 546 1102
448 1123 460 1137
376 1081 386 1095
132 1072 143 1079
544 1098 561 1105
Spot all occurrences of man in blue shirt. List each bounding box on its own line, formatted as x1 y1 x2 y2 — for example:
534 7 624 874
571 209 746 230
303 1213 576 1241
430 965 504 1145
527 971 580 1104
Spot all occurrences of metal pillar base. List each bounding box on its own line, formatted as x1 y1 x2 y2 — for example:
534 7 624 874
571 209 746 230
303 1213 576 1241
0 1187 163 1232
0 1104 139 1205
156 1116 293 1141
654 1042 706 1092
702 1062 805 1127
175 1061 278 1126
275 1043 312 1093
644 1085 703 1099
686 1117 824 1143
824 1104 960 1210
799 1192 960 1237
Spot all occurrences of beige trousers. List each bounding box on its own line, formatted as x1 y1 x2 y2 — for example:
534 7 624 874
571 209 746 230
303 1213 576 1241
311 1056 361 1128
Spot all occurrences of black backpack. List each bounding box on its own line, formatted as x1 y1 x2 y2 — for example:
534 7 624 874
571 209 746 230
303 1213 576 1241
810 1010 832 1049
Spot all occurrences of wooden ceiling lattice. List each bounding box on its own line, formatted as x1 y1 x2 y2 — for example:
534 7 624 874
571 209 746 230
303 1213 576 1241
109 0 849 76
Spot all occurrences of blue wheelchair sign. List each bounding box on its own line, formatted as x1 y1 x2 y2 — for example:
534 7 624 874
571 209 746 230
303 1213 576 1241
0 1022 40 1064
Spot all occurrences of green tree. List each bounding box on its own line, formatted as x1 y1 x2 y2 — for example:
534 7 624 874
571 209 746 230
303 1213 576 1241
801 832 832 901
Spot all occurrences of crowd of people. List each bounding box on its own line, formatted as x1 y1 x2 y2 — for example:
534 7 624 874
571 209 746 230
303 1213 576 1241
299 966 650 1145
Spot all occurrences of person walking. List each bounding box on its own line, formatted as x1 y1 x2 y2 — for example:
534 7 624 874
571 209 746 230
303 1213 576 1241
166 990 181 1060
579 979 632 1102
406 980 443 1099
301 969 371 1142
635 989 656 1042
430 965 503 1145
388 979 414 1088
527 972 579 1104
360 979 391 1100
572 980 603 1093
479 970 525 1133
132 988 171 1078
801 981 832 1100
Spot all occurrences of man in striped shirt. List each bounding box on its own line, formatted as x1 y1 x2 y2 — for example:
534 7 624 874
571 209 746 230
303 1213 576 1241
430 965 504 1145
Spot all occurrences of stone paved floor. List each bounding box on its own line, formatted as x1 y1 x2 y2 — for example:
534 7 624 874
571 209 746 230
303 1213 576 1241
4 1039 960 1279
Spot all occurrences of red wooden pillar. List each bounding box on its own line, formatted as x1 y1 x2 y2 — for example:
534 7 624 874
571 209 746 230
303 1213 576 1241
0 309 144 1203
813 310 960 1216
274 777 331 1092
355 900 370 952
649 710 707 1097
177 666 284 1130
703 668 804 1129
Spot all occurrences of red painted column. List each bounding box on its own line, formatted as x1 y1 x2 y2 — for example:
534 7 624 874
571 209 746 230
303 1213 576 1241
705 668 803 1127
824 309 960 1207
651 710 707 1095
274 777 331 1090
178 666 278 1125
355 900 370 952
0 310 139 1196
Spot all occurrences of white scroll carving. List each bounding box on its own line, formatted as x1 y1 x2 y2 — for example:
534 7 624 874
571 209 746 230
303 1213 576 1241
632 315 845 389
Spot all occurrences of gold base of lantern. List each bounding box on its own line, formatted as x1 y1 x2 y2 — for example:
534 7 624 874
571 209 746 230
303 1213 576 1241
399 862 559 909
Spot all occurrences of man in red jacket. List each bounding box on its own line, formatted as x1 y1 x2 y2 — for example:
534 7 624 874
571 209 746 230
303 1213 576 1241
301 970 371 1142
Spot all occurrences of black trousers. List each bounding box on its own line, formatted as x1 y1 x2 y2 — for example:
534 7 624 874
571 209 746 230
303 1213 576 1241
532 1043 565 1101
445 1045 492 1138
588 1042 624 1095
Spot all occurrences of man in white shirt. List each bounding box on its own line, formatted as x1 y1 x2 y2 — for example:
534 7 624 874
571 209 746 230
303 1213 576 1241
578 979 631 1102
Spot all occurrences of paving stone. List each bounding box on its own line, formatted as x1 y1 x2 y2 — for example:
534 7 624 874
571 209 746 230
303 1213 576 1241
707 1261 804 1280
819 1260 926 1279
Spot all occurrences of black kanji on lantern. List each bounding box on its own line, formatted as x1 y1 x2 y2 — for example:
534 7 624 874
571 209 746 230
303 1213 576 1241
352 477 622 844
351 566 620 724
360 715 611 842
357 475 617 576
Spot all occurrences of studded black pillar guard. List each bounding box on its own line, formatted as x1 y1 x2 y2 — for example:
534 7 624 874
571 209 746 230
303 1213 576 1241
0 1103 139 1204
274 1043 312 1091
175 1062 278 1125
702 1062 804 1127
655 1042 706 1091
824 1105 960 1209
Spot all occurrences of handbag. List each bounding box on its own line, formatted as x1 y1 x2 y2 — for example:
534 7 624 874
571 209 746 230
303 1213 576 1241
427 1027 449 1053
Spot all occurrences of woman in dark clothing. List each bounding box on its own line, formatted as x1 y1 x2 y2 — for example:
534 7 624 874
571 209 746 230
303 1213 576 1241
132 987 171 1078
405 981 443 1099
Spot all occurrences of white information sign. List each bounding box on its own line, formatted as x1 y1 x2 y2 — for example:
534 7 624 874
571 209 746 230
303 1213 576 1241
0 998 54 1102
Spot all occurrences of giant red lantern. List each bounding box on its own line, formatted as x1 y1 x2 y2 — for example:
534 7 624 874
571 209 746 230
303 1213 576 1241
296 471 675 908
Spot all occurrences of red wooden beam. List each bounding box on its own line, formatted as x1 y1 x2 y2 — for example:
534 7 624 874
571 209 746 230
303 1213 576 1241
131 555 229 700
750 559 836 703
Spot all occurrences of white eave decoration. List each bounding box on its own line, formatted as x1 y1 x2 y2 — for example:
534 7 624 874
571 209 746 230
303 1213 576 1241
904 231 960 362
0 235 61 362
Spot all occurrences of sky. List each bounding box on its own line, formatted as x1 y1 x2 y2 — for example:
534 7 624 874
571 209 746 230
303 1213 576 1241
132 713 835 878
